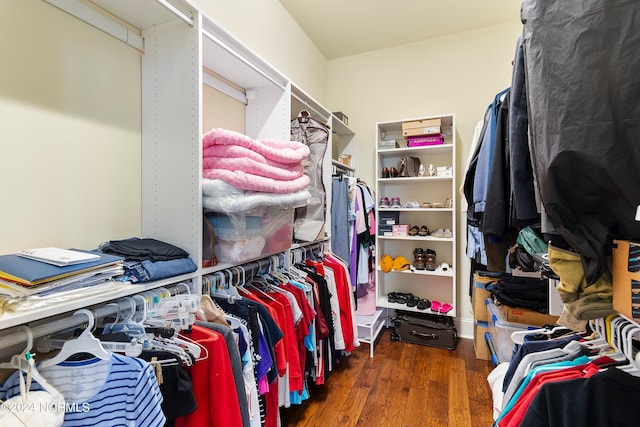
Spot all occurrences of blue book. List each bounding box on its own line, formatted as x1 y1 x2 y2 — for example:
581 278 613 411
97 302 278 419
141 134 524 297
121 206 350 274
0 250 123 286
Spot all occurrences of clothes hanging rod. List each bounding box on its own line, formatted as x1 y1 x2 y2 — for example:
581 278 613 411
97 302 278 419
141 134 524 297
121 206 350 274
202 29 286 91
331 159 356 173
0 283 190 353
291 93 330 123
202 72 247 104
203 253 287 290
44 0 145 52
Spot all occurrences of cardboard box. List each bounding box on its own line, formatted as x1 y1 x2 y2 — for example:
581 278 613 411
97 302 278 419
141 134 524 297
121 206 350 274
402 118 442 138
379 211 400 225
403 126 442 138
392 225 409 237
612 239 640 320
472 273 498 322
500 305 560 327
474 321 491 361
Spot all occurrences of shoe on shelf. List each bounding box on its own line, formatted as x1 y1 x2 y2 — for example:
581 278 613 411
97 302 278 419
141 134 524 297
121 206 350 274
430 228 452 238
403 200 420 209
422 201 432 208
438 303 453 314
413 248 425 270
425 250 436 271
444 198 453 208
379 197 390 208
417 298 431 310
389 167 399 178
436 262 451 273
431 202 444 208
418 225 429 236
390 197 402 208
406 296 420 308
382 167 390 178
409 225 419 236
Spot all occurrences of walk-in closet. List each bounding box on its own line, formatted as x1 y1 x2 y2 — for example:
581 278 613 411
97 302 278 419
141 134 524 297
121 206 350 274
1 1 639 426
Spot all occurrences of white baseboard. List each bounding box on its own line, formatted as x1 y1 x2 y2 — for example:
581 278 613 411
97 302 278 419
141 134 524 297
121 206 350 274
455 317 474 339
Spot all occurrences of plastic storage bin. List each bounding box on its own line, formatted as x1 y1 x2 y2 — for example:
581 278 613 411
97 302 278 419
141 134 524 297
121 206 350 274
485 298 537 363
208 207 294 263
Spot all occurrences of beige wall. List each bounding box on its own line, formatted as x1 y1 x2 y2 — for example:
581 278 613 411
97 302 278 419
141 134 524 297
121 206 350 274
192 0 328 104
326 20 523 324
0 0 142 254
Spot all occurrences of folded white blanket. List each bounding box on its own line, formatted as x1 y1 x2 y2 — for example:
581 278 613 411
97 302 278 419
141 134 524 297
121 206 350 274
202 178 310 214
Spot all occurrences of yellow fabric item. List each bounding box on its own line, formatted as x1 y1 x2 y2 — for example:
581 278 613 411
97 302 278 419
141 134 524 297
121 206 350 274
380 254 393 273
392 255 411 271
548 244 612 302
548 243 614 321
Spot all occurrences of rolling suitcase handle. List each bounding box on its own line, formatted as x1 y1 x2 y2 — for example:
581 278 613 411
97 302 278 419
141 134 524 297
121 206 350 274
411 330 437 340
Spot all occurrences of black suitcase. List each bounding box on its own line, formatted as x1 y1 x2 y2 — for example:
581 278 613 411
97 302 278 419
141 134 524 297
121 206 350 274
390 311 458 350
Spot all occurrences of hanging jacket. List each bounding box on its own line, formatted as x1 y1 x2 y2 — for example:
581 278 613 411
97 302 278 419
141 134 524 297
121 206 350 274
522 0 640 284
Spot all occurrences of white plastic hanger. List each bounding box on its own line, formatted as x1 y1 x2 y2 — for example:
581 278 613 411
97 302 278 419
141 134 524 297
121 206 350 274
511 325 572 345
0 326 64 401
39 309 111 369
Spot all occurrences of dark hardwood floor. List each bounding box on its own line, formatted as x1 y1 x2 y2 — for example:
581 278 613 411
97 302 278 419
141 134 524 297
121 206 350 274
280 328 495 427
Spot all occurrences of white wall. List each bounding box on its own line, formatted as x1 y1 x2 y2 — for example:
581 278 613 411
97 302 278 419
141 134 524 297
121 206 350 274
326 20 523 329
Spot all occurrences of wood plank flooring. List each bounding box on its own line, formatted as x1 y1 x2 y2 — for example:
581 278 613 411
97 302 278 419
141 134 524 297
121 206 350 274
280 328 494 427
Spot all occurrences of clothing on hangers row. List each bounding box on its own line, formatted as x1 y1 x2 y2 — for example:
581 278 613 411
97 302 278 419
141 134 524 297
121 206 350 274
0 283 209 426
200 244 358 427
488 314 640 427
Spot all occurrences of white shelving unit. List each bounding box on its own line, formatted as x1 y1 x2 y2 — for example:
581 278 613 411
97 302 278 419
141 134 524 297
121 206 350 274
355 309 387 357
375 114 458 317
0 1 355 342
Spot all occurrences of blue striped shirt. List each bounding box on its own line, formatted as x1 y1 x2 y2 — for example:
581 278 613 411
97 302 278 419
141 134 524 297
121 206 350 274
1 353 165 426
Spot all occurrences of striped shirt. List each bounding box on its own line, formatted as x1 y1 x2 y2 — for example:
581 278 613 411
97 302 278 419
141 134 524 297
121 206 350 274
1 353 165 427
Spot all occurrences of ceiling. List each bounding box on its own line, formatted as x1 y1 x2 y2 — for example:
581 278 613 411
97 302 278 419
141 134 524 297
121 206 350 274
278 0 522 59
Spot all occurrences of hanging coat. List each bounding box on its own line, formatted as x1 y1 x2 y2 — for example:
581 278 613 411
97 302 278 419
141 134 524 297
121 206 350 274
522 0 640 284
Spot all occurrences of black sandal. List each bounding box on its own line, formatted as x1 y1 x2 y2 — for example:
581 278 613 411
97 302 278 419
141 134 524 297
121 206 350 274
418 225 429 236
409 225 419 236
417 298 431 310
406 296 420 308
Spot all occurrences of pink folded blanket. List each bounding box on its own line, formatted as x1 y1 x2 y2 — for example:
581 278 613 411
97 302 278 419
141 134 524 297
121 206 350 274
203 156 303 181
203 169 310 194
202 128 309 164
203 145 300 171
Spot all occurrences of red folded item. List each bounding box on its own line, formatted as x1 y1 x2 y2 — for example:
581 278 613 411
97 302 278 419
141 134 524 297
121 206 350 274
406 134 445 146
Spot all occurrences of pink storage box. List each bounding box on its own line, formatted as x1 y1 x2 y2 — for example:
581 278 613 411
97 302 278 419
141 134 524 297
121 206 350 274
392 225 409 237
406 134 445 147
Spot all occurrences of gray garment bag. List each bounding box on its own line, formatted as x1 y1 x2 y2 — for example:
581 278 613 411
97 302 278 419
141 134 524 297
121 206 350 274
291 111 329 242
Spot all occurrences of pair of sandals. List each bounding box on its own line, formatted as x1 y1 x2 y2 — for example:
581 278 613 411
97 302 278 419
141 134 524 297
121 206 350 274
388 292 431 310
430 300 453 314
408 225 429 236
413 248 436 271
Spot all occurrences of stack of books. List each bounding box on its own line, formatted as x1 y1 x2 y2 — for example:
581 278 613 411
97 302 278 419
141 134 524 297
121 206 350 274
0 247 124 298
